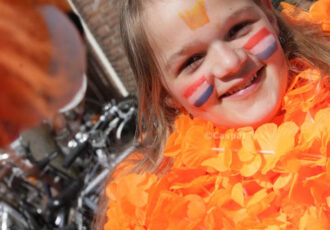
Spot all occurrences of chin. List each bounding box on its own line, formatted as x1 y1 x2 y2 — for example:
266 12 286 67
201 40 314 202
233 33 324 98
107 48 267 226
211 97 282 128
241 100 282 128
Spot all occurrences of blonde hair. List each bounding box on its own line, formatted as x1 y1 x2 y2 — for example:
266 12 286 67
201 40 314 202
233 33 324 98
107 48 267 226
119 0 178 172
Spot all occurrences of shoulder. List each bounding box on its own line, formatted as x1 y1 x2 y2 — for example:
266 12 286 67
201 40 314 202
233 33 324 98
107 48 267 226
104 171 157 230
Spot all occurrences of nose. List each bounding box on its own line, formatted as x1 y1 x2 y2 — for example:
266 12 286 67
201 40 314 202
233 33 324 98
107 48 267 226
208 41 248 80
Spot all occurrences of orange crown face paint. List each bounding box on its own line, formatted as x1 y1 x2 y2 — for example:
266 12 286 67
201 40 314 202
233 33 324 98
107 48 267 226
178 0 210 30
183 76 214 107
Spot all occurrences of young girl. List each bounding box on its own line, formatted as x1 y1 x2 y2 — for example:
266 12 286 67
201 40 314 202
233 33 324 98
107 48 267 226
102 0 330 229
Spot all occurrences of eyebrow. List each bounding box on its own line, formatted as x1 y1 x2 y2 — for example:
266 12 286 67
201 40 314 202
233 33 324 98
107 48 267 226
165 40 201 72
165 6 255 72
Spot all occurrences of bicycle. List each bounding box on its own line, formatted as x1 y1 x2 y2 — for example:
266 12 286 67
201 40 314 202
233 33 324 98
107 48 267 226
0 96 138 230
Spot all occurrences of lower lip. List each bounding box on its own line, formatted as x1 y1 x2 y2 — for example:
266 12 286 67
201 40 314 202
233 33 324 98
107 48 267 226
222 67 265 101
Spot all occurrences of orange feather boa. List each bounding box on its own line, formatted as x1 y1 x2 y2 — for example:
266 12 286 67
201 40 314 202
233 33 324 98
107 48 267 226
104 1 330 229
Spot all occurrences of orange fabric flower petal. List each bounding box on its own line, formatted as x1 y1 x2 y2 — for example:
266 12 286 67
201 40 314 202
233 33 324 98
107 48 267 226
246 190 275 217
273 173 293 191
179 125 217 168
247 189 268 208
106 172 157 208
309 0 330 31
208 188 231 208
231 183 245 207
238 132 257 162
240 154 262 177
170 175 216 196
299 206 330 230
202 155 228 172
163 132 181 157
186 195 206 220
255 123 278 151
256 122 298 174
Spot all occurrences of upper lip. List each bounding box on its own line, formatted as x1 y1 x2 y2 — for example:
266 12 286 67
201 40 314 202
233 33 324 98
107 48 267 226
218 64 263 99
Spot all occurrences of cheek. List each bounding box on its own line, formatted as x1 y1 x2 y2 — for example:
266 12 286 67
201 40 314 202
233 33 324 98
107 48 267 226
270 44 288 81
181 76 214 108
243 27 278 62
265 47 288 99
277 56 289 93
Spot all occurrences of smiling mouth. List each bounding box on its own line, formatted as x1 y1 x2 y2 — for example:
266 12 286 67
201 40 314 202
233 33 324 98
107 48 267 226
220 66 265 99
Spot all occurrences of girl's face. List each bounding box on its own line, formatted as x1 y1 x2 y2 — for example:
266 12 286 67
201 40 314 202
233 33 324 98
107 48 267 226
144 0 288 127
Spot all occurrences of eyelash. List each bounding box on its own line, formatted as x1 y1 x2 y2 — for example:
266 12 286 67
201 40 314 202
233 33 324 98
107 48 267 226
227 20 253 40
179 54 204 73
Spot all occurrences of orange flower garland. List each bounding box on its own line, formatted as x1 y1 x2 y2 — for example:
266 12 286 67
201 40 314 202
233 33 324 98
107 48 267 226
105 66 329 230
104 1 330 229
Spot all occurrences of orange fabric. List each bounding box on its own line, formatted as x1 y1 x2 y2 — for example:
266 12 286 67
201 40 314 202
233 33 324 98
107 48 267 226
104 1 330 229
31 0 72 12
0 0 82 147
111 153 144 179
281 0 330 32
0 1 52 146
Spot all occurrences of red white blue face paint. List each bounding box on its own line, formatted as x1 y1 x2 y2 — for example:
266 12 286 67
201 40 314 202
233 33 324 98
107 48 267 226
243 27 278 61
183 77 214 107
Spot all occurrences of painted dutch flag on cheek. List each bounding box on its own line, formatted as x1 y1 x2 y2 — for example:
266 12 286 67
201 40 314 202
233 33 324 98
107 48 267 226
183 77 214 107
243 27 278 60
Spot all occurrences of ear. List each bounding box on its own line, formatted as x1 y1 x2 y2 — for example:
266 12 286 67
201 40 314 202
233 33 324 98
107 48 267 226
165 96 184 111
165 96 178 108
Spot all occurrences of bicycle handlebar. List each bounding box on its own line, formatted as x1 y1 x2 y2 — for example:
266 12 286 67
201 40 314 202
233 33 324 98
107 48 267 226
63 141 88 168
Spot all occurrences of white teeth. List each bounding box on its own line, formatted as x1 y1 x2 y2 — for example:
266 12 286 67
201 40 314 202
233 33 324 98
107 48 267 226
224 73 258 97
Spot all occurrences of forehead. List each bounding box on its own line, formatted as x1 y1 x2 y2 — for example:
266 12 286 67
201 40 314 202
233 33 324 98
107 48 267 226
142 0 259 67
142 0 258 34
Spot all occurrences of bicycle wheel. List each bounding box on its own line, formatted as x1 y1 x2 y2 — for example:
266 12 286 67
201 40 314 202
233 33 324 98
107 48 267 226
0 199 31 230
